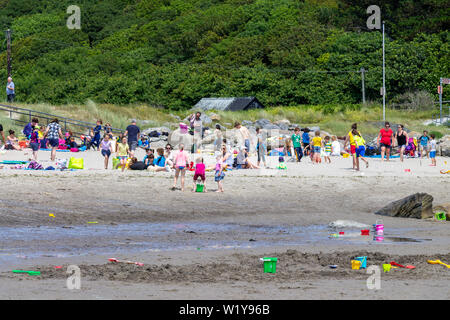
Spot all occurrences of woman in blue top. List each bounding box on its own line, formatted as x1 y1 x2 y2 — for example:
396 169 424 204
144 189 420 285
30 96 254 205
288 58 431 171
151 148 170 172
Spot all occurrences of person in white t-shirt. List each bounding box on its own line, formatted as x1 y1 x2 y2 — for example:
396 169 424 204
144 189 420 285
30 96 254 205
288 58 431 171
331 136 341 156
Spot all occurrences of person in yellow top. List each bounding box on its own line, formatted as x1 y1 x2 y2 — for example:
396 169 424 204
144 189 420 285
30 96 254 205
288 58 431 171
116 136 130 172
344 123 359 170
311 130 323 163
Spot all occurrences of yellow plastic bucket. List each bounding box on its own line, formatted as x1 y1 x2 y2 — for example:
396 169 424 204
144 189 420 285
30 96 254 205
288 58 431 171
351 260 361 270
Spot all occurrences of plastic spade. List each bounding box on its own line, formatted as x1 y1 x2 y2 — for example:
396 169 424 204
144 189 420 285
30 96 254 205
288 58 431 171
12 270 40 275
427 260 450 268
108 258 144 266
390 261 415 269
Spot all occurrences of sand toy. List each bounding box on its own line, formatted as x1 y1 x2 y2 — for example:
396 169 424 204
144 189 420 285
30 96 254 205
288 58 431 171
108 258 144 266
390 261 415 269
260 257 277 273
427 260 450 268
12 270 40 275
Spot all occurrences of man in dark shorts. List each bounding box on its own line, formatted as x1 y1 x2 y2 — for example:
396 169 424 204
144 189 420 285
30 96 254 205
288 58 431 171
44 118 63 161
124 119 140 158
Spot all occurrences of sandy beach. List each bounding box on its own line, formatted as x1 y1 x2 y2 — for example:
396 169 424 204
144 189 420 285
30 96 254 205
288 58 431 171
0 148 449 300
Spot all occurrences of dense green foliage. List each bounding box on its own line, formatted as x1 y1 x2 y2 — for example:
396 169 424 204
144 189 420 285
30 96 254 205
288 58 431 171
0 0 448 110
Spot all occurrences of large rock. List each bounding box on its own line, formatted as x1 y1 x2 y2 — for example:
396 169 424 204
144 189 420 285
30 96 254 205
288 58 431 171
168 129 194 149
375 193 434 219
439 135 450 157
255 118 271 128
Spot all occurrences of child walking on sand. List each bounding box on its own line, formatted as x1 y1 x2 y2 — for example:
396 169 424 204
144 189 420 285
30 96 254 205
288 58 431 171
214 154 225 192
429 134 437 166
29 126 40 160
353 130 369 169
116 136 130 172
311 130 322 164
100 134 113 169
292 127 303 162
192 157 207 193
172 144 189 191
323 136 332 164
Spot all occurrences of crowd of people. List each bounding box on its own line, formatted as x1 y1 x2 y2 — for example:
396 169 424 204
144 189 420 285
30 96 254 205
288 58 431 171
0 111 441 191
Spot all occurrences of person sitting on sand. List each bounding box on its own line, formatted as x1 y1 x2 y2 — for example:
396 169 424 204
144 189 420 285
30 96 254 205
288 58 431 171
144 153 155 168
129 157 149 170
67 136 79 149
164 143 174 170
236 146 259 169
104 122 113 139
5 130 22 150
138 136 149 150
143 148 154 166
192 157 207 193
149 148 170 172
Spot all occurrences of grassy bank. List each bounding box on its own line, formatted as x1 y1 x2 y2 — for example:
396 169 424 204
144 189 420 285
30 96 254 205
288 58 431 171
0 101 448 139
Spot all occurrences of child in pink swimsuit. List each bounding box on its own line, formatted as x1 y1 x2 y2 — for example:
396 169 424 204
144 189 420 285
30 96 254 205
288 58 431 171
192 157 207 192
171 144 189 191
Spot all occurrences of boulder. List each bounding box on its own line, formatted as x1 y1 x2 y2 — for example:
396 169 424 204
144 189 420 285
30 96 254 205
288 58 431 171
375 193 434 219
168 128 194 149
438 135 450 157
255 118 271 128
241 120 253 127
209 113 221 121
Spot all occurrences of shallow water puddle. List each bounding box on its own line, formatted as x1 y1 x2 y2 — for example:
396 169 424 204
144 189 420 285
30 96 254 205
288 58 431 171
0 222 435 264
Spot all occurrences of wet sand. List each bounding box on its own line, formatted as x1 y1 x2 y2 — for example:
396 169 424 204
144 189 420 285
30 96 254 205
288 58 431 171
0 149 449 299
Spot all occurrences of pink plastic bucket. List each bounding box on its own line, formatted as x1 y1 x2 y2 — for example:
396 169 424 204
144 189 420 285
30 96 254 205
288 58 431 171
375 220 384 232
179 123 188 134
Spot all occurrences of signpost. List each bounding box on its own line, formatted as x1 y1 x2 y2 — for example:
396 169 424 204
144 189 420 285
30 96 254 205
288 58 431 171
438 78 450 124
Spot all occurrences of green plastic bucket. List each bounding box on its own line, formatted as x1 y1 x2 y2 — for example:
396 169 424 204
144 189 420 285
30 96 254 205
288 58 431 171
260 257 277 273
196 183 204 192
435 212 446 221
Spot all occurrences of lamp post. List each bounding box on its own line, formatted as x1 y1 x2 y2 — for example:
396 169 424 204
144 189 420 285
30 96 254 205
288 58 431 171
382 21 386 121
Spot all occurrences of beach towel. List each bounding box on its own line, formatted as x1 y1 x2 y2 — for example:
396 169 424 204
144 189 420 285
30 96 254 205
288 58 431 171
27 161 43 170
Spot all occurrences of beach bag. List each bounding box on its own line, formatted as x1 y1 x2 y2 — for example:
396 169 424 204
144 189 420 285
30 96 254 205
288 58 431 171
112 157 120 169
68 157 84 169
18 140 28 148
56 158 68 170
70 148 79 152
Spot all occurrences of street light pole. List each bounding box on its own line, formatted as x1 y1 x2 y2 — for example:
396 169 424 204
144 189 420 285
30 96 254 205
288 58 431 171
382 21 386 121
